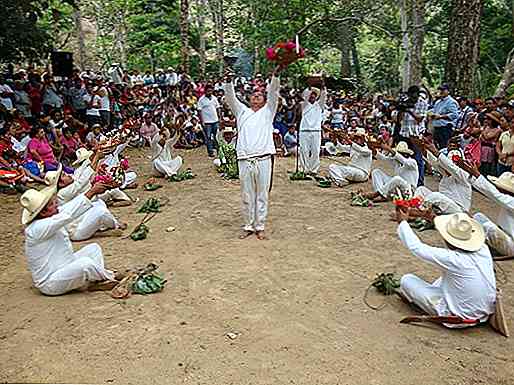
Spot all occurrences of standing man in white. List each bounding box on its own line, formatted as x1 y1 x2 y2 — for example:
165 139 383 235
223 67 282 240
197 84 221 157
299 82 327 175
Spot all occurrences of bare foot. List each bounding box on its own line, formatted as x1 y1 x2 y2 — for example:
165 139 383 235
256 231 267 240
239 230 254 239
117 222 128 230
110 200 132 207
87 280 119 292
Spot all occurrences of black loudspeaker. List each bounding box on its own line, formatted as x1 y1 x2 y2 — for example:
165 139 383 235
51 51 74 77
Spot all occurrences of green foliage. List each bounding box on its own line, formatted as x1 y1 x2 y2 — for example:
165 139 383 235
1 0 53 63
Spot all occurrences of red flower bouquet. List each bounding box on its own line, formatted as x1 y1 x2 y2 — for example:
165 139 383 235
265 40 305 66
393 197 423 209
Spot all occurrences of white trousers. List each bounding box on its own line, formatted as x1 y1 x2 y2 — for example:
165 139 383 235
38 243 114 296
414 186 462 214
400 274 447 316
98 188 131 203
371 169 412 198
70 200 119 241
299 131 321 174
121 171 137 188
328 164 368 187
153 156 183 177
239 157 271 232
474 213 514 256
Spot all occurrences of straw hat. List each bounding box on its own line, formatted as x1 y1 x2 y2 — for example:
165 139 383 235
485 111 503 125
43 164 62 187
20 186 57 225
488 172 514 195
223 127 235 134
434 213 485 252
395 141 414 156
325 141 338 155
73 148 94 166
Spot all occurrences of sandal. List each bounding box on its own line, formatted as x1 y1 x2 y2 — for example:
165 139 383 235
239 230 254 239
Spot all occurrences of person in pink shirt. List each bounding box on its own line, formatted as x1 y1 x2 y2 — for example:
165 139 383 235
59 128 80 164
139 114 159 146
26 127 73 174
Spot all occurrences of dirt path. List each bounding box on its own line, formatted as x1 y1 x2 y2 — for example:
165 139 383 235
0 148 513 384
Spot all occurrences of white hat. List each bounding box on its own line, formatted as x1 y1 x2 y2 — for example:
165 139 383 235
223 127 235 134
394 141 414 156
354 127 366 137
325 141 338 155
73 148 94 166
20 186 57 225
213 159 222 167
488 172 514 195
43 164 62 187
434 213 485 252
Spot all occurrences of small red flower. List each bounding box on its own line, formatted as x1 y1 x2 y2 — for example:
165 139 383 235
265 47 277 60
285 41 296 51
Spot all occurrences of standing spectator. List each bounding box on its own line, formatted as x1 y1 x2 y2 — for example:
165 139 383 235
97 82 111 129
429 84 460 149
479 112 502 176
13 80 32 120
84 86 102 127
497 115 514 174
197 84 221 157
0 75 14 110
41 74 63 114
398 85 428 186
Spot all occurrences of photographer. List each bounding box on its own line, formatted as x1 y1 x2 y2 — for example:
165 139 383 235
397 85 428 186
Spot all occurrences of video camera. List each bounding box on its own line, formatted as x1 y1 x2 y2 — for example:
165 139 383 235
394 92 416 112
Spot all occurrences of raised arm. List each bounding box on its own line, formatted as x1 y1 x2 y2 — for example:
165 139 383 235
472 175 514 213
222 81 245 119
27 194 92 240
398 220 461 272
266 76 280 115
438 152 469 182
319 88 327 108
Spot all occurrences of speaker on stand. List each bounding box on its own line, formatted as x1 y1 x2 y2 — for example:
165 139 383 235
51 51 74 78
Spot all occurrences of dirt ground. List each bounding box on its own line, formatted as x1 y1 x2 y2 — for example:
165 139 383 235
0 147 513 385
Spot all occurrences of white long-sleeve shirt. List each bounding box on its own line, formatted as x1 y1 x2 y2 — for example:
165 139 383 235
300 88 327 132
57 160 94 205
25 194 93 288
223 77 279 160
473 175 514 238
435 153 472 211
377 151 419 187
338 142 372 175
398 221 496 322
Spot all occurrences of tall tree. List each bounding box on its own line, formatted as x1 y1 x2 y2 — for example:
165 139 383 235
195 0 207 77
73 2 86 70
445 0 483 96
495 50 514 97
180 0 190 72
409 0 425 86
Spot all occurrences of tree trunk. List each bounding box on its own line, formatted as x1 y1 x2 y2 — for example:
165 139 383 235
335 24 352 78
495 50 514 98
351 35 361 80
445 0 483 96
400 0 411 91
196 0 207 78
73 4 86 71
217 0 224 76
409 0 425 86
180 0 190 72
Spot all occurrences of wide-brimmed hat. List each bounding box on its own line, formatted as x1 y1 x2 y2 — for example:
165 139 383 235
395 141 414 155
223 127 235 134
73 148 94 166
325 141 338 155
488 172 514 194
485 111 503 125
20 186 57 225
310 87 320 96
43 164 62 187
434 213 485 252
